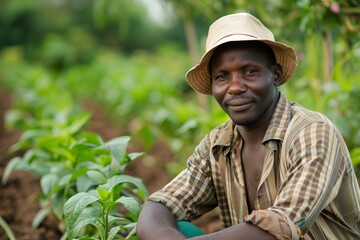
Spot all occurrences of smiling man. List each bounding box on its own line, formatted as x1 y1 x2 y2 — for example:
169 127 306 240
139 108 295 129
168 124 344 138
136 13 360 240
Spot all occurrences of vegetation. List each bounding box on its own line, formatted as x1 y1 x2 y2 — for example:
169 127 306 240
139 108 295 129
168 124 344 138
0 0 359 239
0 61 147 238
0 216 16 240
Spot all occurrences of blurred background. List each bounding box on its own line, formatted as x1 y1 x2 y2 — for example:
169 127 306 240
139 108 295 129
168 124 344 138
0 0 360 172
1 0 359 170
0 0 359 239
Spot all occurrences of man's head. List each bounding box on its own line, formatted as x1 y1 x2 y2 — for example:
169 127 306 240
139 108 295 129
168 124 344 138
209 41 282 126
185 12 298 95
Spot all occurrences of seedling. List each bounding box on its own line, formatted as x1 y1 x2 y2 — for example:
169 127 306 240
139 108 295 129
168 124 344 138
64 175 147 240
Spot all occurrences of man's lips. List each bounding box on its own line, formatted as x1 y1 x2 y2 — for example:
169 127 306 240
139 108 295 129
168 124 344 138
226 98 253 112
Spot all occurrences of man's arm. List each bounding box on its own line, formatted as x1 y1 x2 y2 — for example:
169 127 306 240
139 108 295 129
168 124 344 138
192 222 276 240
137 201 276 240
136 201 187 240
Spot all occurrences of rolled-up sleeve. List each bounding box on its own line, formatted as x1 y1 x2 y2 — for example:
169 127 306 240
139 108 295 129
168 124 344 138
244 209 301 240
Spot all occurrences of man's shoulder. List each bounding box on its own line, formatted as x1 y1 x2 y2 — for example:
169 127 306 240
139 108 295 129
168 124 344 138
286 101 344 144
290 102 332 125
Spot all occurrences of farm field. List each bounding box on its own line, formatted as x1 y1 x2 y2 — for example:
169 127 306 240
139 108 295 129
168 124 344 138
0 1 358 239
0 89 220 239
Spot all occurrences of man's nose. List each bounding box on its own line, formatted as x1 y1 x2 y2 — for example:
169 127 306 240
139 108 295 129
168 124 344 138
228 73 247 94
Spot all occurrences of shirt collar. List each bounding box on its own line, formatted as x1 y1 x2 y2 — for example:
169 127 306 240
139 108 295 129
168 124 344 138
262 93 292 144
213 119 239 154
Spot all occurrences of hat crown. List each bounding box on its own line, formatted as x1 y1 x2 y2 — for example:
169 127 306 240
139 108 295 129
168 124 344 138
206 13 275 51
185 12 297 95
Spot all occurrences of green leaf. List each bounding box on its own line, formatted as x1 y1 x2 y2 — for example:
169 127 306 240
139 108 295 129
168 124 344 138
52 189 67 219
100 175 148 200
4 109 28 130
108 226 121 240
128 152 145 160
107 215 132 226
103 136 130 164
2 157 23 184
0 216 16 240
19 129 49 143
97 188 109 200
64 192 99 230
32 208 51 228
2 155 50 184
23 149 51 163
41 173 60 196
77 236 96 240
71 207 103 239
69 166 89 181
124 223 137 240
76 175 97 193
68 113 91 135
70 143 94 164
87 170 107 184
115 196 141 216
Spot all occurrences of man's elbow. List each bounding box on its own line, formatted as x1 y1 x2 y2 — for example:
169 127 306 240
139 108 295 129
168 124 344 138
136 201 186 239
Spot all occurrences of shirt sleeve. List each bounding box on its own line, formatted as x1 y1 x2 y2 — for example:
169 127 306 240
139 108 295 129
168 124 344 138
245 120 348 239
147 133 218 221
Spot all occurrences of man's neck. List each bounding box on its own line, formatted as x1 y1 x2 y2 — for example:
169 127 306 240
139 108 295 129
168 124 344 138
237 92 280 145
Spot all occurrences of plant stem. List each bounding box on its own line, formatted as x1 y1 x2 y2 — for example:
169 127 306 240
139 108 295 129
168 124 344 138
0 216 16 240
104 208 109 240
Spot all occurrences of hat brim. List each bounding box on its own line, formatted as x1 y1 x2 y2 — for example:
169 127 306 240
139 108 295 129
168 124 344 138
185 35 298 95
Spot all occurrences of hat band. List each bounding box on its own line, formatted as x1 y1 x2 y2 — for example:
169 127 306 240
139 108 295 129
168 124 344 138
207 33 273 50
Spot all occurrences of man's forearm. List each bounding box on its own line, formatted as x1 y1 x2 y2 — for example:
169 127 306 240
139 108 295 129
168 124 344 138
190 222 276 240
137 201 276 240
136 201 187 240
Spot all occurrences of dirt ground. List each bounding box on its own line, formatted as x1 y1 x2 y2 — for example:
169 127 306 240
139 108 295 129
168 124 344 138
0 90 220 240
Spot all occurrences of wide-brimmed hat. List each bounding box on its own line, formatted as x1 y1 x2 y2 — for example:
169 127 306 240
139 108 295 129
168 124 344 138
185 13 298 95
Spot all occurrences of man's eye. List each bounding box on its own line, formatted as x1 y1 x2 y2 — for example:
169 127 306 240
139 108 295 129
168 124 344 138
244 69 259 77
214 73 228 81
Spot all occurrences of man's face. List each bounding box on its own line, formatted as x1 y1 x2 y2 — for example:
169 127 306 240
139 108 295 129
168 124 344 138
210 42 281 127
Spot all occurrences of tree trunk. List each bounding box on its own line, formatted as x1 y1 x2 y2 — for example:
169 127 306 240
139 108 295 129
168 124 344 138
184 20 209 112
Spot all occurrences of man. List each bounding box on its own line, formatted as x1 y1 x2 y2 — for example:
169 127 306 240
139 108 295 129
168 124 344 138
136 13 360 240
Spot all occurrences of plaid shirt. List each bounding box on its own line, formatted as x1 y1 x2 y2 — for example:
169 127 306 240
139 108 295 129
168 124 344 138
148 94 360 239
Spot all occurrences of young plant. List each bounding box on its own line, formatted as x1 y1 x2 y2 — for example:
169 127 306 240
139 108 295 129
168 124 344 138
64 175 148 240
2 117 145 232
1 73 147 235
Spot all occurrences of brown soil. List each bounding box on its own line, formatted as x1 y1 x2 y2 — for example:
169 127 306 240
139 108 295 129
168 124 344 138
0 89 62 240
0 90 220 240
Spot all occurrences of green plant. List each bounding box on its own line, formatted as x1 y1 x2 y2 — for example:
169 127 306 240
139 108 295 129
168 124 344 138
0 53 147 235
0 216 16 240
64 175 147 240
2 118 145 231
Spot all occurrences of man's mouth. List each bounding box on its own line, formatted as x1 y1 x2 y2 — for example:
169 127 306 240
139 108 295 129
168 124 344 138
226 98 253 112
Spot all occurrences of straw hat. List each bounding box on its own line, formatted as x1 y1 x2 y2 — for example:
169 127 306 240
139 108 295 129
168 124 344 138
185 13 298 95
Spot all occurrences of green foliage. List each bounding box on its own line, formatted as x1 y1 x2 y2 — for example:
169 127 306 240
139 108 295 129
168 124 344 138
0 49 148 238
0 0 188 66
0 1 358 239
64 175 147 240
59 44 226 166
0 216 16 240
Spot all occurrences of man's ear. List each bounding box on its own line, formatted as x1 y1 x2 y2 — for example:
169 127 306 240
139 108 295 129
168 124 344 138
273 64 283 86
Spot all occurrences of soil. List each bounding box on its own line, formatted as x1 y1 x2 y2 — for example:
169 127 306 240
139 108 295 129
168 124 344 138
0 90 220 240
